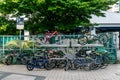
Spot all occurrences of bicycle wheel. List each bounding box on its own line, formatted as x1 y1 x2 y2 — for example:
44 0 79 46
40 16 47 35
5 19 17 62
98 33 109 44
57 60 66 68
64 60 71 71
83 58 93 71
87 35 102 44
48 60 56 69
100 55 109 69
89 62 95 70
44 62 53 70
70 60 79 70
83 63 92 71
21 57 27 65
100 63 108 69
107 53 116 64
78 35 88 45
91 63 101 70
5 56 13 65
26 61 34 71
90 58 101 70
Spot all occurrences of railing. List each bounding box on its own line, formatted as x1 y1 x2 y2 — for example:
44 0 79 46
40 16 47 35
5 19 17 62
0 32 117 63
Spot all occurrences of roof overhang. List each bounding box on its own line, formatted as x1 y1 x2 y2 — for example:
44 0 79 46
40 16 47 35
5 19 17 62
90 11 120 28
94 23 120 27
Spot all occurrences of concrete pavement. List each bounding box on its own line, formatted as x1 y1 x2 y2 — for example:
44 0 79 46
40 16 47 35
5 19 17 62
0 71 45 80
0 64 120 80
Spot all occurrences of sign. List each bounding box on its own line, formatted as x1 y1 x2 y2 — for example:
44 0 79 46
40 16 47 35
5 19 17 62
16 18 24 29
17 18 24 25
16 25 24 29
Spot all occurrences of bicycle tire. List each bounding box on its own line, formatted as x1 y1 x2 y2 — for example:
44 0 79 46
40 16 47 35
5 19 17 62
91 63 101 70
64 60 71 71
48 60 56 69
98 33 109 44
87 35 102 44
100 63 108 69
44 62 53 70
100 55 109 69
5 56 13 65
21 57 27 65
78 35 88 45
26 61 34 71
71 61 79 70
57 60 66 68
83 63 92 71
107 53 116 64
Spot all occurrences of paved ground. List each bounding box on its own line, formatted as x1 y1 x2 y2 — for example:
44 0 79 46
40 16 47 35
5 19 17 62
0 65 45 80
0 71 45 80
0 50 119 80
0 64 120 80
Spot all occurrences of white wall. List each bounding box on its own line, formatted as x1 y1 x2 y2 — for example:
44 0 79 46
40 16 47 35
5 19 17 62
24 30 29 40
115 32 119 50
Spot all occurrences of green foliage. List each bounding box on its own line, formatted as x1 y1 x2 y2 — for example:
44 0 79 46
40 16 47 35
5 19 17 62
0 16 17 35
0 0 117 34
5 40 34 50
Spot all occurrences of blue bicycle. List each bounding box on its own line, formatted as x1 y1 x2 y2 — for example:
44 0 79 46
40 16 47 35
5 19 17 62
26 51 52 71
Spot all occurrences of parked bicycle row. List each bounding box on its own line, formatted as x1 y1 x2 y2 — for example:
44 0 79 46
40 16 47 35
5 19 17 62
0 46 114 71
25 47 113 71
64 48 110 71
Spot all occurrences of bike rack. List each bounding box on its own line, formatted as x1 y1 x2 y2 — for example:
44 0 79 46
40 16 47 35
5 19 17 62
0 32 117 63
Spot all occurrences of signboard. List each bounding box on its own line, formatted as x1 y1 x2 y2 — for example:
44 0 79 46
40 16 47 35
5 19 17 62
16 25 24 29
16 18 24 29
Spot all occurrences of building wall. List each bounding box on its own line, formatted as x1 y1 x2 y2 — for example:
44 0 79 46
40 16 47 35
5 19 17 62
108 1 119 13
108 1 120 49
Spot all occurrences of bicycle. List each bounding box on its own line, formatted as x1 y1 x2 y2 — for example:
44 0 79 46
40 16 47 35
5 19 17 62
78 34 88 45
26 50 52 71
89 47 110 70
48 50 66 69
64 49 93 71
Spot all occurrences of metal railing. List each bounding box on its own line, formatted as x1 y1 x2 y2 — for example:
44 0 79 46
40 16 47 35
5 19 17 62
0 32 117 63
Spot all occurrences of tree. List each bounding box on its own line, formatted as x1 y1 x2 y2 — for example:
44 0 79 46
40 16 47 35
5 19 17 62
0 0 117 34
0 16 18 34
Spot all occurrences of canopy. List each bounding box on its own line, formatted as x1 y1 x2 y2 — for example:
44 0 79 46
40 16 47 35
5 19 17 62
90 11 120 32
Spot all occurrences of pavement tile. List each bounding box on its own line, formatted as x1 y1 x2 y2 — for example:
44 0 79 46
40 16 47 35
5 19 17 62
0 64 120 80
1 74 36 80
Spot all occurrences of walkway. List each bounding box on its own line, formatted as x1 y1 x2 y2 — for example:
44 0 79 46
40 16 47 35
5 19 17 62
0 64 120 80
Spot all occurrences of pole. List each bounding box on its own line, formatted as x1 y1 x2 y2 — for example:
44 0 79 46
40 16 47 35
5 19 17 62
118 32 120 49
20 29 21 40
118 0 120 49
2 36 4 55
119 0 120 13
20 29 21 54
